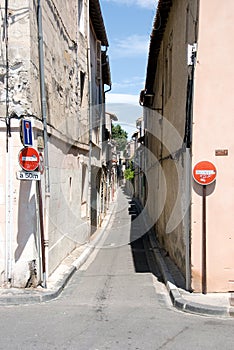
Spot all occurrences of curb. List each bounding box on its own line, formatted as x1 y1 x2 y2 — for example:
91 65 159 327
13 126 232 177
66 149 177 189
149 231 233 318
133 197 233 318
0 198 117 306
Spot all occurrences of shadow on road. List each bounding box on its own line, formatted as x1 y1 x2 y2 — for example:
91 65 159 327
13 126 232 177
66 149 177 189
119 184 163 281
120 184 186 289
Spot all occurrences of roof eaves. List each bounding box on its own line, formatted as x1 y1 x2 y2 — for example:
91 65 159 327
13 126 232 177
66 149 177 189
90 0 109 47
145 0 173 94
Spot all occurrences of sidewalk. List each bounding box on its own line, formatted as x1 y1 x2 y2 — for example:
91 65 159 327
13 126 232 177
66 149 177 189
0 198 117 306
0 191 233 319
133 198 234 318
147 230 234 318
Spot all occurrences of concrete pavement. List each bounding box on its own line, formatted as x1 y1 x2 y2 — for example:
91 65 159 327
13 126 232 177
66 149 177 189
0 187 233 318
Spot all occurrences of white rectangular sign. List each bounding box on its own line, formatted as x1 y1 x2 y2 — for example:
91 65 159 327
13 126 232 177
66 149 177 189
16 171 41 181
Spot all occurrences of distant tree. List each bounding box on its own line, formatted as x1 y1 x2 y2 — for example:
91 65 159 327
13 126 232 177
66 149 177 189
111 124 128 152
124 161 134 182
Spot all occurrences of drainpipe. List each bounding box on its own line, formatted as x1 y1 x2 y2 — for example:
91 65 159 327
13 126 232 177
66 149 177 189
184 43 197 291
5 136 13 285
104 85 111 94
184 148 191 291
4 0 13 285
37 0 50 287
87 0 93 235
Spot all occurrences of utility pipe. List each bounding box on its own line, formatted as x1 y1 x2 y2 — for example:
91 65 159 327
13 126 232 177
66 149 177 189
4 0 13 285
37 180 46 284
185 148 191 291
5 136 13 284
87 0 93 235
37 0 50 288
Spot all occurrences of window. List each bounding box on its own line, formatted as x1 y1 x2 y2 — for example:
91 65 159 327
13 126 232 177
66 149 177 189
81 164 88 218
96 40 101 82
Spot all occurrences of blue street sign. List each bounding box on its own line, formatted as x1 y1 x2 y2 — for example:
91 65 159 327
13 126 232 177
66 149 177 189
22 119 33 146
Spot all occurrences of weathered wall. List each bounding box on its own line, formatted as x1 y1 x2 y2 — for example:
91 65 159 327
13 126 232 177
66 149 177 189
146 0 196 277
0 0 91 286
0 0 39 286
46 135 90 273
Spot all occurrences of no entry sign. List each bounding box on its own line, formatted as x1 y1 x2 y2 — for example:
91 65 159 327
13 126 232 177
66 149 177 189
193 160 217 185
18 147 40 171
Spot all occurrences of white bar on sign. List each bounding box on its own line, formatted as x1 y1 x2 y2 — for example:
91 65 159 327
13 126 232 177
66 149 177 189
22 156 37 161
196 170 215 175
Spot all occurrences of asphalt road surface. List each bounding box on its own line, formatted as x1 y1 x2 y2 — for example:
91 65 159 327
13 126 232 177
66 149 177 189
0 188 233 349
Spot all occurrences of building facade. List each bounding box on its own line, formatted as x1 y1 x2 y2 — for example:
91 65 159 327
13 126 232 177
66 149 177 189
0 0 111 288
140 0 234 292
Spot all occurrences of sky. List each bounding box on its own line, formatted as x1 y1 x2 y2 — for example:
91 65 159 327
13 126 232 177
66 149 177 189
100 0 158 138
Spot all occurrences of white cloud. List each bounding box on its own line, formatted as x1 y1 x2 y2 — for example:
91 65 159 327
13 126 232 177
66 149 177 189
110 34 149 59
106 93 139 105
113 76 145 91
102 0 157 10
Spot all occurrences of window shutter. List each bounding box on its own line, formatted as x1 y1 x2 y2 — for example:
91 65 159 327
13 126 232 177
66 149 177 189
96 40 101 81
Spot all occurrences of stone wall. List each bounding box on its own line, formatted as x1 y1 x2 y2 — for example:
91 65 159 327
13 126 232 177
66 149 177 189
0 0 91 286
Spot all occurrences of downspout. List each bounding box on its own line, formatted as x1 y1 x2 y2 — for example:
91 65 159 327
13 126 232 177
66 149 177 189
184 45 197 291
87 0 93 235
184 0 199 291
104 63 112 216
37 0 50 287
4 0 13 285
104 85 111 94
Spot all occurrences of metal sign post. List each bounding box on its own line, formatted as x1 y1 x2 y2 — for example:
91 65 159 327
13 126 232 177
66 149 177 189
37 180 46 288
202 185 207 294
193 160 217 294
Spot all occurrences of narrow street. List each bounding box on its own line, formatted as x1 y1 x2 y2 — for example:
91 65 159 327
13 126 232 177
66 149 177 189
0 187 233 350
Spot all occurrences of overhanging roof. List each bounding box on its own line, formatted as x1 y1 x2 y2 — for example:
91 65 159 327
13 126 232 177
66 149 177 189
145 0 172 93
90 0 109 47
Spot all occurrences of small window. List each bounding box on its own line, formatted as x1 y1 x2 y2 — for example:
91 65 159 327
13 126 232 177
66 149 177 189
80 71 85 104
81 164 88 218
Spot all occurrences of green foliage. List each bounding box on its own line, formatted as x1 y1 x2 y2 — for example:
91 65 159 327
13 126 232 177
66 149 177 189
112 124 128 152
124 168 135 181
124 161 134 181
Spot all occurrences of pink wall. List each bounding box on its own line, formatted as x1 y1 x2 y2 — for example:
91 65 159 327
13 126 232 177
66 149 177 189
192 0 234 292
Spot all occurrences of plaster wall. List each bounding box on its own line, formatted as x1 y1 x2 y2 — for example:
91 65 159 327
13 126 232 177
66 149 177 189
192 0 234 292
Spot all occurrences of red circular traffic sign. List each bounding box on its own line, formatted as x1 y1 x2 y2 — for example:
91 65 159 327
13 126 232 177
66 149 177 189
193 161 217 185
19 147 40 171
